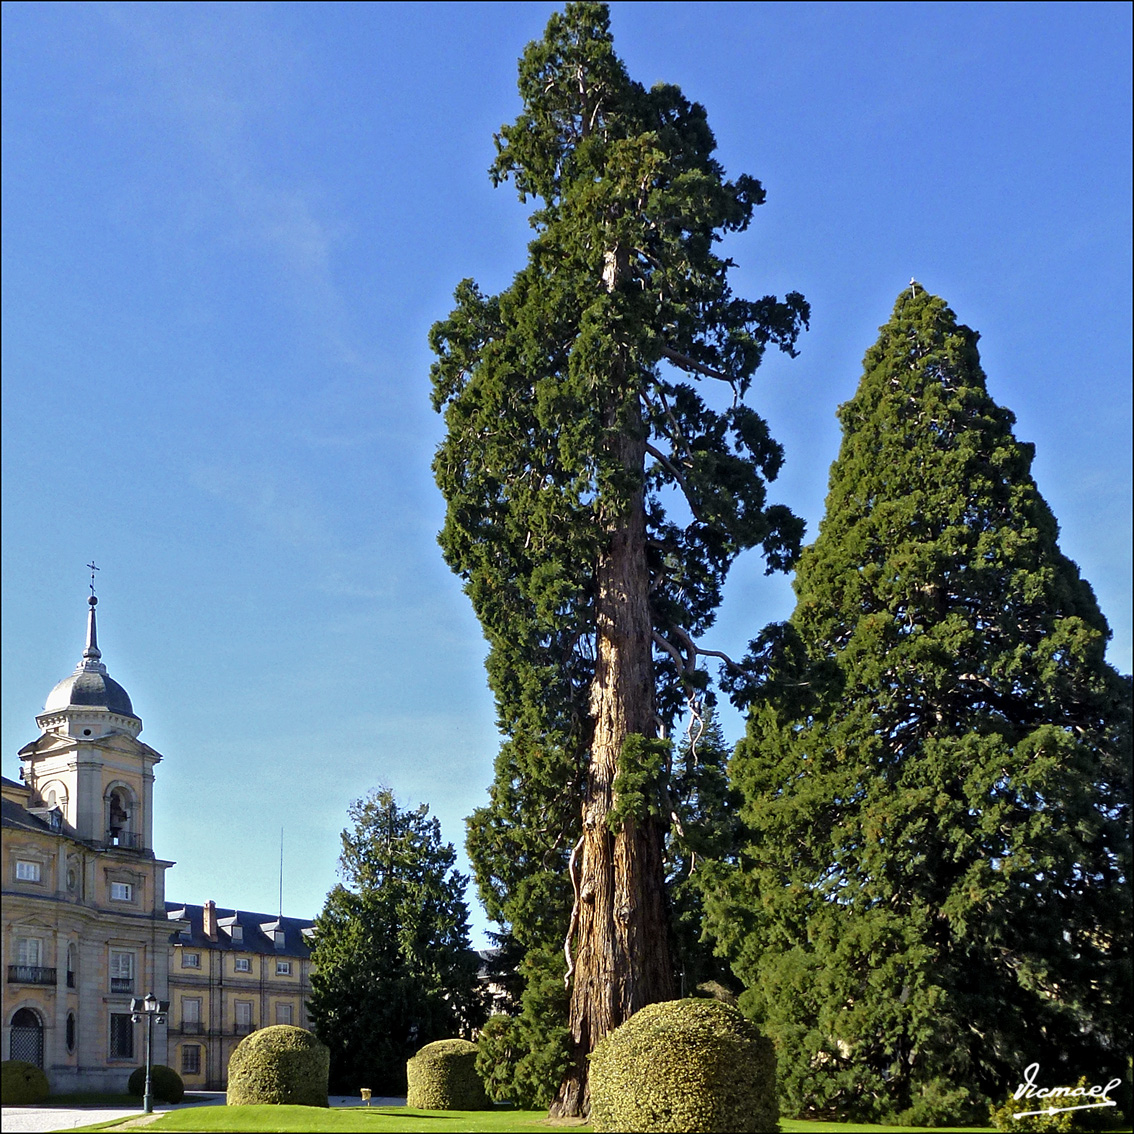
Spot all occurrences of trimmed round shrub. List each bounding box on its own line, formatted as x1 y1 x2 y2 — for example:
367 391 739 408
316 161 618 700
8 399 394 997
407 1038 490 1110
589 999 778 1134
127 1064 185 1103
227 1025 329 1107
2 1060 49 1105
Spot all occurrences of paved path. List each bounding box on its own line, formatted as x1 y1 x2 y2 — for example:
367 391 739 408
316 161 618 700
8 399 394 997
2 1094 407 1132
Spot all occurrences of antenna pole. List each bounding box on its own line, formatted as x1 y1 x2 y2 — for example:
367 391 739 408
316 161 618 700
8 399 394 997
279 828 284 918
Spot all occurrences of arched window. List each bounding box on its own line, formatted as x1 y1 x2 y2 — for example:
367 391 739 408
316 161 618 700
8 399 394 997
40 780 69 821
66 1011 77 1053
10 1008 44 1067
105 785 136 847
67 943 78 989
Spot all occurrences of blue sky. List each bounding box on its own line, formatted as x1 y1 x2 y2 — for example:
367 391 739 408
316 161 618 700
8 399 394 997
3 1 1130 946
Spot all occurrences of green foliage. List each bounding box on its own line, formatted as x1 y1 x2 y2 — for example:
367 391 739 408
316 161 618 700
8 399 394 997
474 950 571 1110
226 1026 329 1108
710 286 1133 1125
406 1039 490 1110
437 2 807 1105
307 788 484 1095
1 1060 49 1105
128 1064 185 1103
607 734 671 830
588 998 778 1133
990 1078 1124 1132
667 709 745 996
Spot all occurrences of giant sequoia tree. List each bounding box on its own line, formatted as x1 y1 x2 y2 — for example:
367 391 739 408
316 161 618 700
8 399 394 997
708 286 1132 1124
430 3 807 1114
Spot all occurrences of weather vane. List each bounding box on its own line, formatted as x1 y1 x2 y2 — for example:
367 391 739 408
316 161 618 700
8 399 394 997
87 561 100 598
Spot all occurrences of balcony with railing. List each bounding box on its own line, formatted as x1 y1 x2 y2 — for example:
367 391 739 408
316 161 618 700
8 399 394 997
110 977 134 994
8 965 56 986
176 1021 204 1035
106 830 142 850
234 1022 256 1035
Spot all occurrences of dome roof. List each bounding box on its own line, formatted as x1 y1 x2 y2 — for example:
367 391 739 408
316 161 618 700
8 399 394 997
41 594 139 721
44 670 135 717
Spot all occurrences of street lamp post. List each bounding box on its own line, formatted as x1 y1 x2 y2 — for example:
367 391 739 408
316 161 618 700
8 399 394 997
130 993 170 1114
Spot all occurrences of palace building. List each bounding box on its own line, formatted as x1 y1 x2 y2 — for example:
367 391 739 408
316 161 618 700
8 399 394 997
2 593 313 1091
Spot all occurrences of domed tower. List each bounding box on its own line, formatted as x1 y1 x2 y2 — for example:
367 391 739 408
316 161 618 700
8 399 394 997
19 593 161 850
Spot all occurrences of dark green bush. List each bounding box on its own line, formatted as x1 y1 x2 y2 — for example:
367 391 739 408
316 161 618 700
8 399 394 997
589 999 778 1134
127 1064 185 1103
1 1060 49 1105
226 1025 329 1107
406 1038 490 1110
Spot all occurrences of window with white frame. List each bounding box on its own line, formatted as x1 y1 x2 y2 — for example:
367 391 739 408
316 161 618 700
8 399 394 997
234 957 251 973
235 1000 253 1031
16 936 43 967
181 952 200 969
15 860 41 882
273 930 285 948
275 1002 293 1025
182 997 201 1031
276 960 292 976
110 949 134 993
110 881 133 901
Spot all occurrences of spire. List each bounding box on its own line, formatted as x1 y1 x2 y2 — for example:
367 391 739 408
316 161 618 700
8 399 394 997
79 563 107 674
82 596 104 668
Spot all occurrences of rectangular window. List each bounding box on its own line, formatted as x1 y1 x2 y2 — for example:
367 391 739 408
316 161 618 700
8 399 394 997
273 930 285 948
235 1001 253 1032
229 926 244 943
110 1013 134 1059
182 997 201 1025
110 949 134 994
275 1002 293 1025
110 882 133 901
16 937 43 967
16 860 41 882
234 957 251 973
181 952 200 969
181 1045 201 1076
276 960 291 976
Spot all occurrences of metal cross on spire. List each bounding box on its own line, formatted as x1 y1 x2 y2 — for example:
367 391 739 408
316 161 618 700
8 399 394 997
910 278 918 297
87 561 100 598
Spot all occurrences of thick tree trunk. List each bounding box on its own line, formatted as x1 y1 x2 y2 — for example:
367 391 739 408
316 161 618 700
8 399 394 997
549 410 675 1119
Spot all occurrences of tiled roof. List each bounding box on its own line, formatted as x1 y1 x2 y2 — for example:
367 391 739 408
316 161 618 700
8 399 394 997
166 901 314 959
1 795 55 834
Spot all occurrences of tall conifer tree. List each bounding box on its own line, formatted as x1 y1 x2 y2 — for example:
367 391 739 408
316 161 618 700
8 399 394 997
430 3 807 1113
709 286 1132 1124
307 790 482 1094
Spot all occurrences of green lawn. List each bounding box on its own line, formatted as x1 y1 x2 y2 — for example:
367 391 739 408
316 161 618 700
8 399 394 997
62 1103 997 1134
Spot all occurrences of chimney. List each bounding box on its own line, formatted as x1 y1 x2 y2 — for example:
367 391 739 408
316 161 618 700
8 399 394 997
203 900 218 941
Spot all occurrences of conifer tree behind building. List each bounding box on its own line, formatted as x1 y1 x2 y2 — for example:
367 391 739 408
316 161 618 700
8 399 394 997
307 789 483 1095
709 286 1132 1125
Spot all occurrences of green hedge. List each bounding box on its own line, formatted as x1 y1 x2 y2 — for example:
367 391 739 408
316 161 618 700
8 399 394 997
127 1064 185 1103
407 1038 490 1110
589 999 778 1134
227 1025 329 1107
1 1060 49 1105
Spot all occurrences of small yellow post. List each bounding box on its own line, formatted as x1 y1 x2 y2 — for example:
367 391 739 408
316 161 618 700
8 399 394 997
360 1088 372 1106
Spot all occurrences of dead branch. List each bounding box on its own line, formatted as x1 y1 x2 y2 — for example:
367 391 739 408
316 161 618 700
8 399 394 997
562 835 585 989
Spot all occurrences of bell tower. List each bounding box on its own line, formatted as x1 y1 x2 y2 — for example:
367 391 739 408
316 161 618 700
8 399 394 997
19 590 161 852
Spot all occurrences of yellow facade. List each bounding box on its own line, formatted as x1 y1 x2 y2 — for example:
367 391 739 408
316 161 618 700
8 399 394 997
2 595 313 1092
165 902 313 1089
